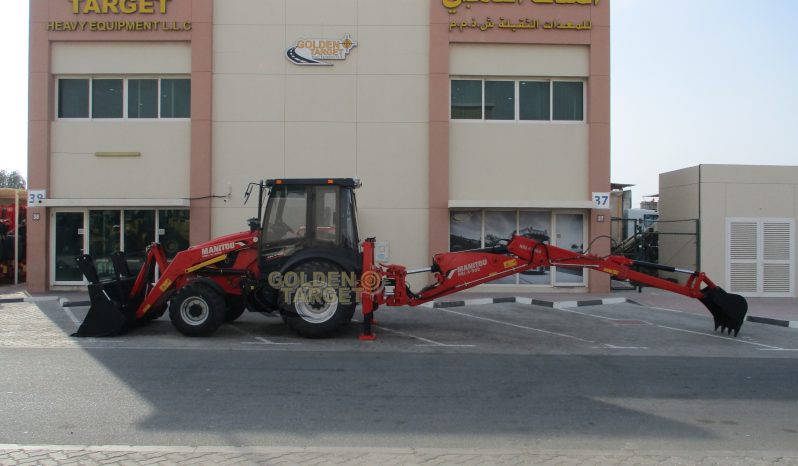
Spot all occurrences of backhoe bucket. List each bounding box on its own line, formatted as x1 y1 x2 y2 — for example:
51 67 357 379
71 255 143 337
699 286 748 336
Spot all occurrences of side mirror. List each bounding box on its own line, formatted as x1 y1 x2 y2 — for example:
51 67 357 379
247 217 260 232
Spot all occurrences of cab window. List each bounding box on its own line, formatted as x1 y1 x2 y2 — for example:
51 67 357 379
264 186 307 242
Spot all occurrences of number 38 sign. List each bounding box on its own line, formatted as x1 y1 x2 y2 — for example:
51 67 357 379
592 192 610 209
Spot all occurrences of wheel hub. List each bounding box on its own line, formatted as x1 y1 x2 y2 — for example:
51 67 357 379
180 297 210 326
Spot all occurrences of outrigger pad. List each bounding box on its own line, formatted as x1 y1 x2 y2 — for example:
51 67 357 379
71 279 140 337
699 287 748 337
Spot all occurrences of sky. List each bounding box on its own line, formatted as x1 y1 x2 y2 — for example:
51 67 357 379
2 0 797 204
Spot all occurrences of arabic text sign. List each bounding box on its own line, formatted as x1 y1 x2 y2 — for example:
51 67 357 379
450 17 592 32
443 0 600 14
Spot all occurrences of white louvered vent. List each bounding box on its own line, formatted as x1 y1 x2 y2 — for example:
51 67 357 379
729 222 757 260
763 223 791 260
763 264 791 293
727 218 794 297
729 263 758 293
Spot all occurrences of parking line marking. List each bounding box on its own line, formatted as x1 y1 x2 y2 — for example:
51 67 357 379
376 324 476 347
227 324 300 346
557 306 653 325
756 348 798 352
436 308 595 344
601 344 649 350
62 307 80 325
656 325 784 350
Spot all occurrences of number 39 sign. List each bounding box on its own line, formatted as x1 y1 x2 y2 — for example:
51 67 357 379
592 192 610 209
28 190 46 206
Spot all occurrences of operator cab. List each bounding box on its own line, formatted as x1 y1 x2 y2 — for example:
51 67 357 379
261 178 361 251
256 178 362 301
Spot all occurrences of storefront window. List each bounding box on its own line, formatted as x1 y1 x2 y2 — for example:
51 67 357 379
485 211 517 283
450 211 482 251
449 209 585 286
128 79 158 119
57 79 89 118
158 210 190 259
92 79 124 119
518 211 552 285
160 78 191 118
89 210 121 280
555 213 585 284
125 210 156 273
451 80 482 120
484 81 515 120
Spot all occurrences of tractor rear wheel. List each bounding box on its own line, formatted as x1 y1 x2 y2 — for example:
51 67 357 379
280 261 356 338
169 284 227 337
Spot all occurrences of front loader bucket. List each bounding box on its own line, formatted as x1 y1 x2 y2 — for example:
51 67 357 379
71 255 143 337
699 286 748 336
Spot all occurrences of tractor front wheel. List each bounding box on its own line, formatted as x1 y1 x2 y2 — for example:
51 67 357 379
169 284 227 337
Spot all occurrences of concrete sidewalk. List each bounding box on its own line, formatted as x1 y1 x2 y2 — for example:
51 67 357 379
2 283 796 329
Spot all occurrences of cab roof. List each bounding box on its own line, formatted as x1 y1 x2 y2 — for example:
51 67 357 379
266 178 361 188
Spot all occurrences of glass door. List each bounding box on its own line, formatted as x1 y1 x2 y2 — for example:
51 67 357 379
52 211 86 284
553 213 586 286
124 210 155 274
88 210 121 281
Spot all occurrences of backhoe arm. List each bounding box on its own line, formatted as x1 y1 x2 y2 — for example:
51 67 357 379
360 235 747 338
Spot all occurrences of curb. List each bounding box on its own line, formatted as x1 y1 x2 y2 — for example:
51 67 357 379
746 315 798 329
424 296 629 310
59 298 91 308
424 296 797 329
0 296 60 304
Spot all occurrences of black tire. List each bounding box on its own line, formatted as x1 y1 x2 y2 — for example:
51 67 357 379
224 296 247 323
169 284 227 337
280 260 356 338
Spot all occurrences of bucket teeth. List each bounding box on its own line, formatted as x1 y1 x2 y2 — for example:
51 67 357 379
699 287 747 338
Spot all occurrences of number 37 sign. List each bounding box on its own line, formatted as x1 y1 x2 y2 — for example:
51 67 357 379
592 192 610 209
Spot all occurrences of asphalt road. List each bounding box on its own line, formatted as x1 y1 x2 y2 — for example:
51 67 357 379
1 299 797 453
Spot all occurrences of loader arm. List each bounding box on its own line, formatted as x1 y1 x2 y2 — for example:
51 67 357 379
360 235 748 339
73 230 261 337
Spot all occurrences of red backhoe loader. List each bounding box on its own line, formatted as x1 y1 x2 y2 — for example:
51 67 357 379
73 178 748 340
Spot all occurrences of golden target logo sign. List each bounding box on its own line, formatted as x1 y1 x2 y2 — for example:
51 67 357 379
286 33 357 66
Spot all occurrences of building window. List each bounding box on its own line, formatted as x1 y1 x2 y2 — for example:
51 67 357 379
57 79 89 118
519 81 550 121
449 209 586 286
128 79 158 119
451 78 584 122
484 81 515 121
553 81 584 121
450 80 482 120
92 79 124 119
56 77 191 119
160 78 191 119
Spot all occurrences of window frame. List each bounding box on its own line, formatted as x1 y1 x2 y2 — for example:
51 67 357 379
450 77 586 124
55 76 191 121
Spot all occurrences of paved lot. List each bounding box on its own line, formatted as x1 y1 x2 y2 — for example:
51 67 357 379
1 298 797 464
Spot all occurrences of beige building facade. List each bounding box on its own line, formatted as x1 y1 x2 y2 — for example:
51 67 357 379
659 165 797 298
27 0 610 293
